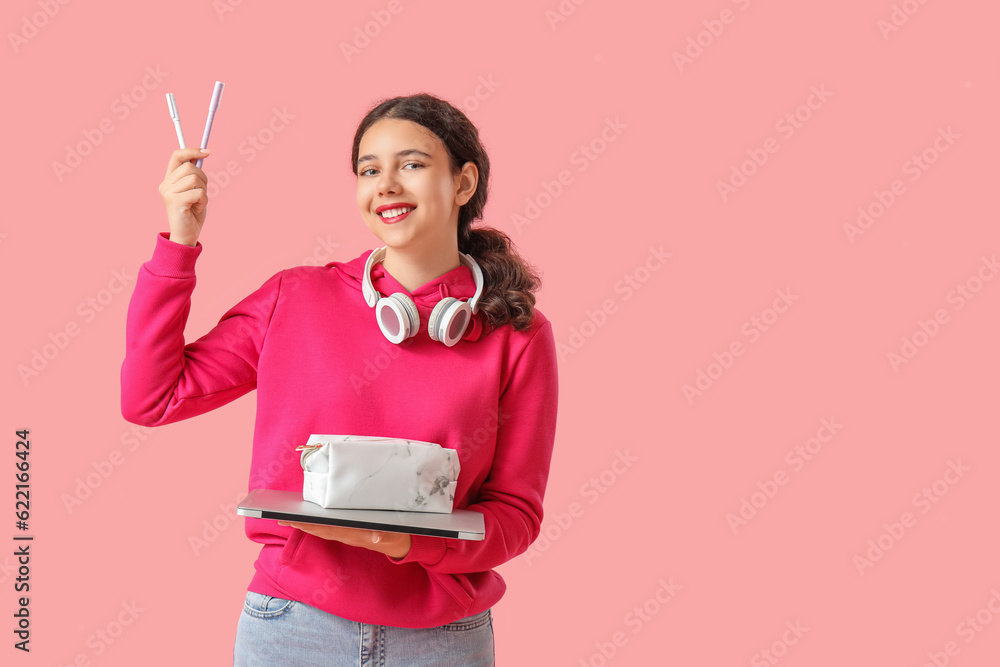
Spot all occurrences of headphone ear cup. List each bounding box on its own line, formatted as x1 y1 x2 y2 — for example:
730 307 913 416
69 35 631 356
375 293 419 344
428 297 472 347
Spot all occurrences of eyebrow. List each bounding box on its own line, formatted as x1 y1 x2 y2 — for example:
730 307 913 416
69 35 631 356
357 149 433 164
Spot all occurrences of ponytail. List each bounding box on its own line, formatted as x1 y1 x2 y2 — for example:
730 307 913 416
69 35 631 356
459 225 539 332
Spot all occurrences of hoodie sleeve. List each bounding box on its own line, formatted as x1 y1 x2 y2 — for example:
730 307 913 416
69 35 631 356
387 318 559 573
120 233 281 426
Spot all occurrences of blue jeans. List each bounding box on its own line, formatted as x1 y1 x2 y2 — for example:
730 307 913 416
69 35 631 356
233 591 495 666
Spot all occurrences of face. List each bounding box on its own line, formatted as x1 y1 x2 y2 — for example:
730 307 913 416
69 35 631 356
356 118 475 257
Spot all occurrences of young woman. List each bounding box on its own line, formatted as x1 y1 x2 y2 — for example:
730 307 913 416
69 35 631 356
121 93 558 665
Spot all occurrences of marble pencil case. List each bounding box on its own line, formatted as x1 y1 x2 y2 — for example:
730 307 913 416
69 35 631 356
297 434 460 513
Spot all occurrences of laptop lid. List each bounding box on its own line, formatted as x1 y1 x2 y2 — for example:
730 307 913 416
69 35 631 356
236 488 485 541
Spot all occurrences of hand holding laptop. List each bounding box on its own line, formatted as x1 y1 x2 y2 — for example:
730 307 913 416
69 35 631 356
276 519 412 559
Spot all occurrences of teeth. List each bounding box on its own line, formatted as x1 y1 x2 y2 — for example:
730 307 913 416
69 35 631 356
379 207 413 218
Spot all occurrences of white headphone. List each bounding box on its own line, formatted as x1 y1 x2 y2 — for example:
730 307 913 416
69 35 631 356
361 246 485 347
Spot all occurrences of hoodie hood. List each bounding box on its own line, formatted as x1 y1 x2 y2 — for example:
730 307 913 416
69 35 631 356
327 249 484 341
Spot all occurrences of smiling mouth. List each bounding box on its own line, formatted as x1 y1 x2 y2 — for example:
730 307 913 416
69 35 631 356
378 206 415 219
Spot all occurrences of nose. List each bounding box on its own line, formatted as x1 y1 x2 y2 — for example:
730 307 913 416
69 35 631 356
376 169 401 197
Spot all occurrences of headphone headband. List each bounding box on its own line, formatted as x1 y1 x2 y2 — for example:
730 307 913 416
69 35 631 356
362 247 483 311
361 246 387 307
458 251 484 314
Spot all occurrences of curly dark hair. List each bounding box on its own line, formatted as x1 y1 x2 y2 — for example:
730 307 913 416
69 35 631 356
351 93 540 332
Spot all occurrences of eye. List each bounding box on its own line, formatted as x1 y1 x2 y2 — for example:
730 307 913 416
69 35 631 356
359 167 377 176
402 162 422 170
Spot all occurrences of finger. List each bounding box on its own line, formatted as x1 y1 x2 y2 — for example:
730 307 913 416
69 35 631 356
167 164 209 191
164 172 206 194
167 189 206 213
165 147 211 179
371 532 382 544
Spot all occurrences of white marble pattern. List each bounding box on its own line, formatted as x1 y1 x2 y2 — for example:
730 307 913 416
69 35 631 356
300 434 460 513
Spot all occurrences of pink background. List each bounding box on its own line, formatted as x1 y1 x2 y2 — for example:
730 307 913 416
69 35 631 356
3 1 999 664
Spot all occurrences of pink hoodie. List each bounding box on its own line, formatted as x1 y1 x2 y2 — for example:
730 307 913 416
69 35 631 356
121 233 558 628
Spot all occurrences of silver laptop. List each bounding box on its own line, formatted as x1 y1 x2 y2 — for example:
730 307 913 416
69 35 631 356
236 489 485 541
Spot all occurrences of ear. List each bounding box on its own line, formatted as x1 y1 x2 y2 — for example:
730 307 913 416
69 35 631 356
454 161 479 206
